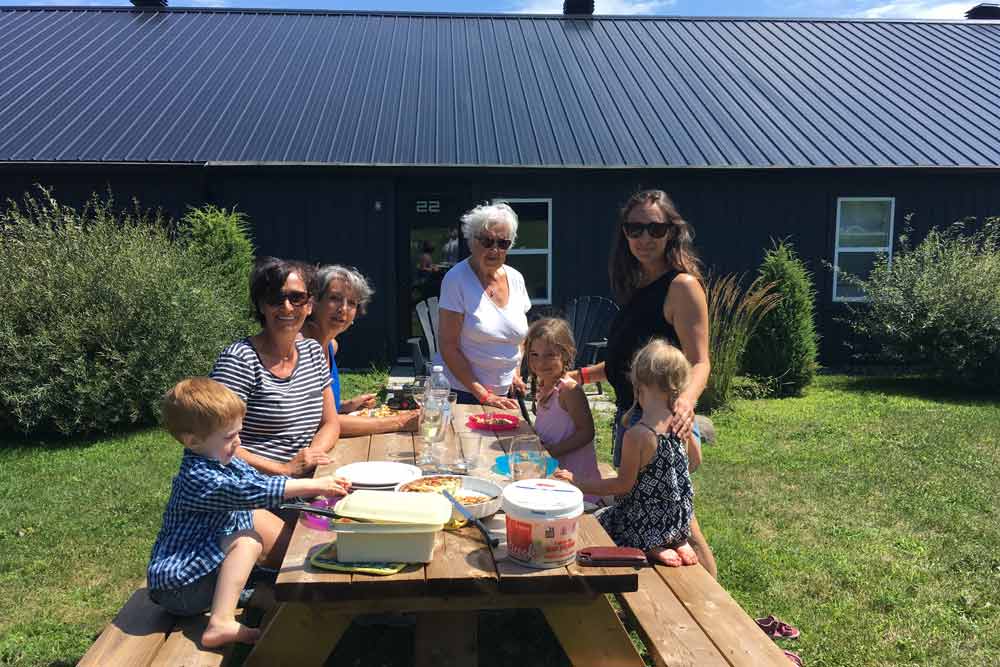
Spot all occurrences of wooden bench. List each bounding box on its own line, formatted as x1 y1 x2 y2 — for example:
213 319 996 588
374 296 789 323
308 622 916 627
594 463 789 667
78 586 238 667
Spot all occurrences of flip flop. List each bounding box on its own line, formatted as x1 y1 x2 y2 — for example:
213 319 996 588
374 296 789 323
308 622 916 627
783 650 803 666
756 615 800 640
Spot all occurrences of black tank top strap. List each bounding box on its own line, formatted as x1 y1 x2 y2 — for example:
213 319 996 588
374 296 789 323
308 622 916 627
634 421 658 436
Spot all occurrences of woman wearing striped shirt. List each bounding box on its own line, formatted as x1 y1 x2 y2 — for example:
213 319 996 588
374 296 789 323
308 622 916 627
210 257 340 477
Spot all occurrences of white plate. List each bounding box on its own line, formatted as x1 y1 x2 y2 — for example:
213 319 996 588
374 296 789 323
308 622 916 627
334 461 422 487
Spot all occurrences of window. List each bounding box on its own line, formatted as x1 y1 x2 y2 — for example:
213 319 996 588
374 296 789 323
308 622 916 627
833 197 895 302
493 198 552 305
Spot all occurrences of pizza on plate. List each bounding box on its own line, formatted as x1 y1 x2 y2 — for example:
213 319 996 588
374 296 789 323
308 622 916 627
398 475 463 495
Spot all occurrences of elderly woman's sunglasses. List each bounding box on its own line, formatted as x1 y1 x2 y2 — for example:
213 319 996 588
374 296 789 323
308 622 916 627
264 290 311 307
477 235 513 250
622 222 670 239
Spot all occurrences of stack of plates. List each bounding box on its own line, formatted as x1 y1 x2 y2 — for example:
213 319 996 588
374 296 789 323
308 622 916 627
334 461 422 491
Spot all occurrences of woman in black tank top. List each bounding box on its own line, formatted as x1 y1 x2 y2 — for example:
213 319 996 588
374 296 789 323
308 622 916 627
570 189 715 577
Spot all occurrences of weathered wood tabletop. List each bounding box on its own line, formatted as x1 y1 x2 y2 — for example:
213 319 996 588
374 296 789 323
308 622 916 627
243 404 790 667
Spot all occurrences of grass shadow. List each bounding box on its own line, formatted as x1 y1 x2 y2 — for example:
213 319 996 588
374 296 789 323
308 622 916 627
827 374 999 407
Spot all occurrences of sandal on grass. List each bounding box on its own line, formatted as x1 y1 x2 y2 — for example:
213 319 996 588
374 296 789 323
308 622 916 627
756 615 800 640
783 650 803 666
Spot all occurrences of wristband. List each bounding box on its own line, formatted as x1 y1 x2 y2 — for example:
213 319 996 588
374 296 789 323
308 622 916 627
580 366 590 384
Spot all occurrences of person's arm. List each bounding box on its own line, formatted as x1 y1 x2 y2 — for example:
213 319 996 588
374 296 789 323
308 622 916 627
308 385 340 454
665 274 710 439
338 410 420 436
686 432 702 473
557 426 646 497
542 381 596 458
283 475 351 499
439 308 517 409
339 393 378 414
569 361 607 386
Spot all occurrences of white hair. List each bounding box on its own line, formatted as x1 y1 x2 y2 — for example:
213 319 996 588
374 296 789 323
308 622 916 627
460 202 518 246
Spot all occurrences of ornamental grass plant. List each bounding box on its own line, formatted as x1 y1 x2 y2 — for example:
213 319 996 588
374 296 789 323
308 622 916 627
0 188 254 438
701 273 781 412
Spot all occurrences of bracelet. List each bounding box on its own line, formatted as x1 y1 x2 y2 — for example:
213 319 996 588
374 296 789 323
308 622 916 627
580 366 590 384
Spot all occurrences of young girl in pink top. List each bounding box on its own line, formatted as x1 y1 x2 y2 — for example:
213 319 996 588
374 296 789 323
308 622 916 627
526 318 601 503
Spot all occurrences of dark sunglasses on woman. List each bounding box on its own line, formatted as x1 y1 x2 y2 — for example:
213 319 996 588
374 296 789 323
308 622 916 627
622 222 670 239
264 290 311 307
477 235 513 250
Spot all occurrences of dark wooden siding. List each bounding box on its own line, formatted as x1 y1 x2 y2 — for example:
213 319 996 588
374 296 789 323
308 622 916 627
2 163 998 365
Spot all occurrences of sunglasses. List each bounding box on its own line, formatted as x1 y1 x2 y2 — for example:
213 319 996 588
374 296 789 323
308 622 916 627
477 235 513 250
622 222 670 239
264 290 311 307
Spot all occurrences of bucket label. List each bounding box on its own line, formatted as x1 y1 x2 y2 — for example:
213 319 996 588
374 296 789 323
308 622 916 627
505 515 578 568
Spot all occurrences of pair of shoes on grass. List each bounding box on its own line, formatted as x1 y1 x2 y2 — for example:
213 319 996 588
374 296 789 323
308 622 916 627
755 615 801 665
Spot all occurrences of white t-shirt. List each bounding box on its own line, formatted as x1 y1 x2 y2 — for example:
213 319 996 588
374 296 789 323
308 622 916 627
437 259 531 394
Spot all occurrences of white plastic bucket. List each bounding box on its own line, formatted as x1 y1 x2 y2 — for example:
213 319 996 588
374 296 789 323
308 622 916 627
501 478 584 569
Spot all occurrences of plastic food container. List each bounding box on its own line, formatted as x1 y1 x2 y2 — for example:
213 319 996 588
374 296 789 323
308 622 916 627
334 521 442 563
501 479 584 569
331 491 452 563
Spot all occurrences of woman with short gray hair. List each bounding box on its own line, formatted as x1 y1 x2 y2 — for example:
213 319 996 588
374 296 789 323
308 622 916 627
302 264 420 435
437 202 531 408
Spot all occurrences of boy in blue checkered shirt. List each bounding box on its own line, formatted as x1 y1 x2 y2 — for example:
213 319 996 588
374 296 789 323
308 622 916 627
148 377 350 648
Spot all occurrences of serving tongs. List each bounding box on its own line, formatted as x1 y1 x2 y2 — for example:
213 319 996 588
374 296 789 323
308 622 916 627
441 490 500 548
279 502 376 523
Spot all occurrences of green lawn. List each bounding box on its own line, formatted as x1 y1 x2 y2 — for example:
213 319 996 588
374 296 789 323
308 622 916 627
1 374 997 666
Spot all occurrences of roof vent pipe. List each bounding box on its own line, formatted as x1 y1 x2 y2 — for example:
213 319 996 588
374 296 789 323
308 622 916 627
563 0 595 15
131 0 167 8
966 3 1000 18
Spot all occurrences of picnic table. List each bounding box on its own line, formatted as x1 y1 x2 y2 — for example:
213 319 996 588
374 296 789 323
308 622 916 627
240 404 792 667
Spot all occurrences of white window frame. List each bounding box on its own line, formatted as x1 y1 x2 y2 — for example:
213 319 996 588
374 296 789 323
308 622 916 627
492 197 553 305
833 196 895 303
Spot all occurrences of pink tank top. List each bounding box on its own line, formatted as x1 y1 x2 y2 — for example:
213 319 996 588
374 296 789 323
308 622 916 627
535 378 601 503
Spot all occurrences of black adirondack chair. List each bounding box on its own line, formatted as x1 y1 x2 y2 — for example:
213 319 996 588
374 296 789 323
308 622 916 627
564 296 619 395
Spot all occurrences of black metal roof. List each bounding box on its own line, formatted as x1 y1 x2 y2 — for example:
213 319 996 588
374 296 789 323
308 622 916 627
1 7 999 168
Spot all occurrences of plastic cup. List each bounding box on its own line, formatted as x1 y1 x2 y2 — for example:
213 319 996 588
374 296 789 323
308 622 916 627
458 434 487 472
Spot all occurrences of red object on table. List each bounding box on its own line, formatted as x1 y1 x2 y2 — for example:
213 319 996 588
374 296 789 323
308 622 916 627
466 412 520 431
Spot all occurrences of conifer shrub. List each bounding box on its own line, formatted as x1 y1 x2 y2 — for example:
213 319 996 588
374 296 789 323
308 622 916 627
0 189 253 438
176 204 255 318
743 240 819 396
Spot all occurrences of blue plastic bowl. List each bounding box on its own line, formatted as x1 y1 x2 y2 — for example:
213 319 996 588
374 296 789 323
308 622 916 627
494 454 558 477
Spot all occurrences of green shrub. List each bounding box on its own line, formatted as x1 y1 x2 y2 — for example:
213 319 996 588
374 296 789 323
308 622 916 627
702 273 781 412
0 189 254 438
844 217 1000 390
743 240 819 396
176 204 254 313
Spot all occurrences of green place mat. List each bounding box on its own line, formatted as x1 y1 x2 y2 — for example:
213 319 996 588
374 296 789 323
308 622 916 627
309 543 406 576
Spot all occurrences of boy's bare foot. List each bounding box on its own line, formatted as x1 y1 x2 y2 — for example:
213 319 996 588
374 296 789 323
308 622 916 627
202 619 261 648
649 546 682 567
676 541 699 566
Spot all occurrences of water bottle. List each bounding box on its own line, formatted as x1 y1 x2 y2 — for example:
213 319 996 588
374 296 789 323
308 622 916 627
428 365 451 403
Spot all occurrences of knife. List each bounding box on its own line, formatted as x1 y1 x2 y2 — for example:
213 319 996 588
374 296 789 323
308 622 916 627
441 490 500 548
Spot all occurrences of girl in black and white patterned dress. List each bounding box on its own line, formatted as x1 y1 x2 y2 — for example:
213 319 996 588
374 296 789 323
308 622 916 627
555 339 700 567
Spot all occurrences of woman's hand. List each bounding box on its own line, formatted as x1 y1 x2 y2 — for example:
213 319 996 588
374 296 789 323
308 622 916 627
395 410 421 432
341 393 377 413
667 395 697 440
285 448 331 477
553 468 575 484
512 373 529 396
482 392 518 410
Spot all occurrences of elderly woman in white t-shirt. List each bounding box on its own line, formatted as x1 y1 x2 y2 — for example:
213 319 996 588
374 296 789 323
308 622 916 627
437 202 532 409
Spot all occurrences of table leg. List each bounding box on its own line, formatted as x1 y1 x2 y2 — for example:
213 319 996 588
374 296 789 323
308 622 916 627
414 610 478 667
242 602 353 667
542 596 644 667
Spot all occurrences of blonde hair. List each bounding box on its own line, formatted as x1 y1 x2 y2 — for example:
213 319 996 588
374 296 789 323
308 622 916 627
622 339 691 426
525 318 577 374
161 377 246 443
